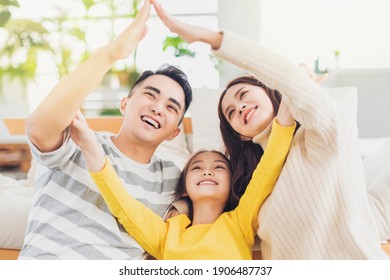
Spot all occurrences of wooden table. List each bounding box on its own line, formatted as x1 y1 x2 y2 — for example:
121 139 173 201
0 143 31 172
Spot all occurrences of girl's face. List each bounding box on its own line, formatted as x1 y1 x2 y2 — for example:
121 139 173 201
185 152 231 205
221 83 275 140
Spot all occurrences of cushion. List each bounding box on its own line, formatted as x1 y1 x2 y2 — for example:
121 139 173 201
0 175 33 249
154 123 191 170
324 86 358 123
189 88 224 153
363 137 390 240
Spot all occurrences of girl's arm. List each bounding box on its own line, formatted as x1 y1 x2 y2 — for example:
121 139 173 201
70 112 168 260
234 119 296 244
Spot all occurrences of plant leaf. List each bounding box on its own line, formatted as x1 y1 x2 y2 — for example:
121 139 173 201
0 10 11 27
0 0 20 8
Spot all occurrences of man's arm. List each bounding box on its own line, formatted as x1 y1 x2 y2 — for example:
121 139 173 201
27 0 151 152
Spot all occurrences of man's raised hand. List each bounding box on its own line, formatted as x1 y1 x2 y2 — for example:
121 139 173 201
106 0 151 62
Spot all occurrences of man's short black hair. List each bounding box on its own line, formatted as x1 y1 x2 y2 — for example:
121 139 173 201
127 64 192 113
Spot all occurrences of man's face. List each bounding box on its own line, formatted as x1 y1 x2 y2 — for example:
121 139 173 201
120 74 186 145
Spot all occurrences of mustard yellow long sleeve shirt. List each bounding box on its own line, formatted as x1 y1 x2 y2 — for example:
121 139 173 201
89 120 295 260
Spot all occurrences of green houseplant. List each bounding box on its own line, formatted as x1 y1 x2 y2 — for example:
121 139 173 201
0 0 19 27
0 19 53 87
0 0 53 90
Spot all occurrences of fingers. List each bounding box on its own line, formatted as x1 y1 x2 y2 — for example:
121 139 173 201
152 0 164 19
140 25 148 40
71 110 87 129
152 0 173 29
299 63 313 78
316 73 329 84
135 0 151 25
299 63 328 84
70 117 81 131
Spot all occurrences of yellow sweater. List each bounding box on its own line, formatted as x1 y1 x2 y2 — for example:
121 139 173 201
90 120 295 260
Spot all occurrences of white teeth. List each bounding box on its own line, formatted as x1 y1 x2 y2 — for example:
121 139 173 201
141 116 160 129
245 108 255 122
199 180 216 185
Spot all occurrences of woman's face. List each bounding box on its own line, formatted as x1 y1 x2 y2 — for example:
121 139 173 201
221 83 275 140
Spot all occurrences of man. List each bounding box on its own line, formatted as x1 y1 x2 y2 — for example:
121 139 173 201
19 0 192 260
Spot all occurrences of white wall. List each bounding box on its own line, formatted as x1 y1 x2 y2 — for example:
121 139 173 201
217 0 262 86
325 69 390 138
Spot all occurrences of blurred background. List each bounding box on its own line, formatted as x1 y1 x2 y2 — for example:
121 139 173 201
1 0 389 174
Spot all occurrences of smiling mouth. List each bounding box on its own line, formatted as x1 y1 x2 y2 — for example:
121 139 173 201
244 107 257 124
197 180 217 186
141 116 161 129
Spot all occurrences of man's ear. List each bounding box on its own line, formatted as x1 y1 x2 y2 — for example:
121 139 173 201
239 134 252 141
119 97 128 115
166 127 181 141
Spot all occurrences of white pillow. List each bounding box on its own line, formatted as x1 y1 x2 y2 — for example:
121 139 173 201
189 88 224 153
363 138 390 240
154 123 191 170
0 175 33 249
359 137 389 159
324 86 358 123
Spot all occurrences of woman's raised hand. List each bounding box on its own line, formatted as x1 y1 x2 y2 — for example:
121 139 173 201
299 63 329 84
105 0 151 61
152 0 223 49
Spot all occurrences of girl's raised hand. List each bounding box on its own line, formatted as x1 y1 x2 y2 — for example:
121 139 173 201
70 111 106 172
70 110 96 149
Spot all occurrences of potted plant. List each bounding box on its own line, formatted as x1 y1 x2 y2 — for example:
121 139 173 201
0 0 19 27
0 18 53 88
163 36 195 58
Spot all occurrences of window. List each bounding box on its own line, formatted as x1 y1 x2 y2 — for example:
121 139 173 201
260 0 390 70
11 0 219 113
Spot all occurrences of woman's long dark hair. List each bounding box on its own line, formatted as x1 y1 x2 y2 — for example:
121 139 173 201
217 76 282 209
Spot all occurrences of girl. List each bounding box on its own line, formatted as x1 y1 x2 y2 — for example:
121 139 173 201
70 109 295 260
152 0 390 259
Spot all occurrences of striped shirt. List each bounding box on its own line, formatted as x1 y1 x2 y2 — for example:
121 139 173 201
18 131 180 260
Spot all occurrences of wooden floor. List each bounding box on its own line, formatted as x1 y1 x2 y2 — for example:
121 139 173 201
1 243 389 260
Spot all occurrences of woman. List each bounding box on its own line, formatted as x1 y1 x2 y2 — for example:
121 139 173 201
152 0 389 259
